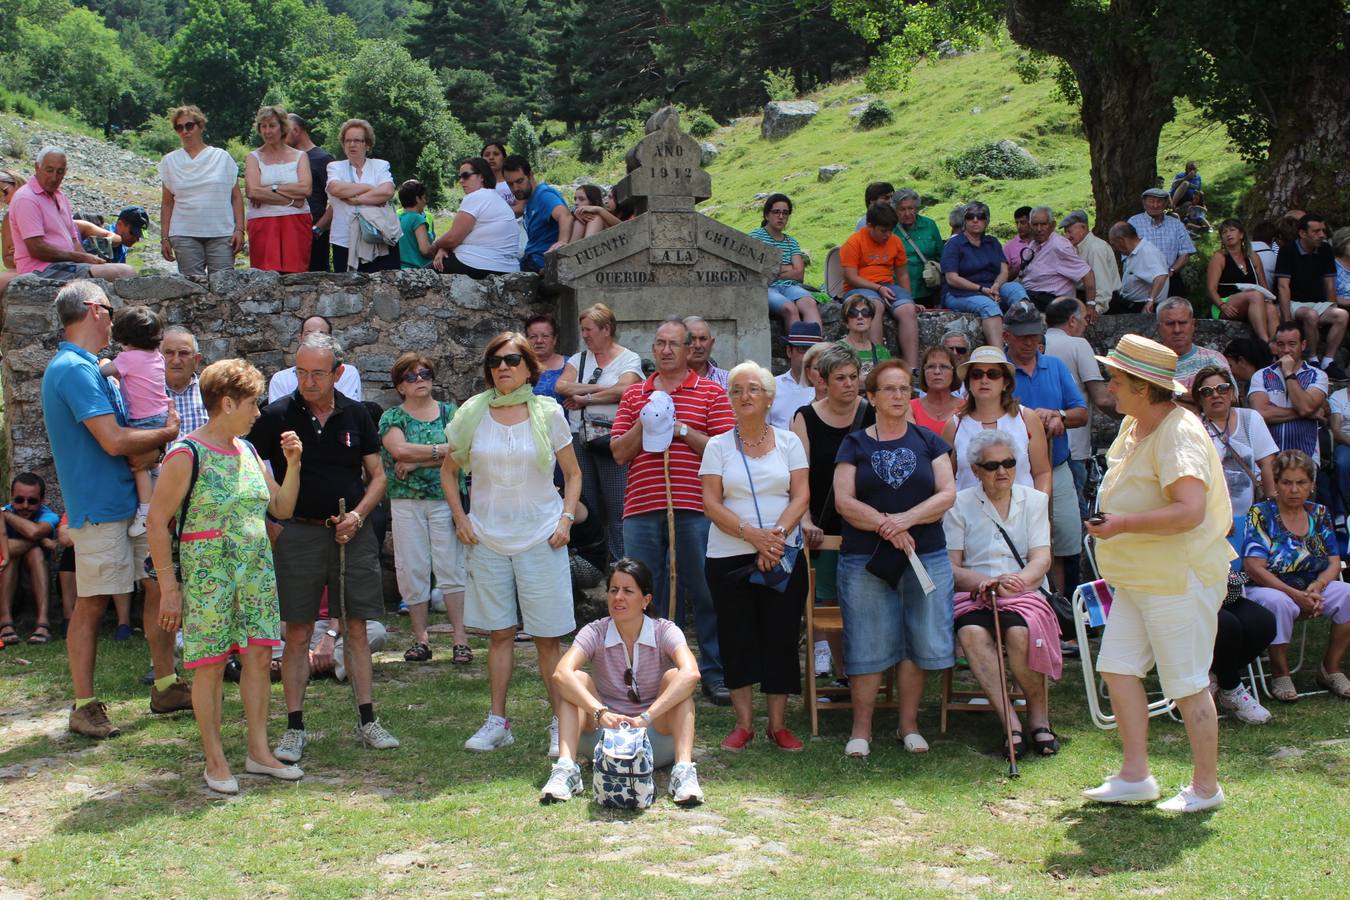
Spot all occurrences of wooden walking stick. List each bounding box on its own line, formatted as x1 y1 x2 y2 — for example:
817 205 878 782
988 586 1020 778
663 448 678 621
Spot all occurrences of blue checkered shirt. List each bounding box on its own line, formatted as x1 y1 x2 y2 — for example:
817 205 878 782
168 375 209 439
1127 212 1195 267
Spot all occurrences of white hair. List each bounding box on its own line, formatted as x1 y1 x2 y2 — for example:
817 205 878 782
297 331 344 369
726 361 775 397
35 146 67 168
162 325 200 352
1029 205 1056 224
54 280 106 327
1154 296 1193 323
967 428 1017 466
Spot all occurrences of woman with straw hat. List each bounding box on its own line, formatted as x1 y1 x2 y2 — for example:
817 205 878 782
1083 334 1235 813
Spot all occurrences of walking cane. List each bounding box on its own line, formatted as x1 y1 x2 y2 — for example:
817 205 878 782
988 586 1019 778
337 498 361 715
662 449 678 621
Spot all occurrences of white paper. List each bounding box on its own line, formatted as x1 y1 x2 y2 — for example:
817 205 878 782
907 547 937 595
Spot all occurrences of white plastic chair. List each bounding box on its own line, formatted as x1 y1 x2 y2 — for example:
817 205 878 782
1073 581 1177 730
823 246 843 298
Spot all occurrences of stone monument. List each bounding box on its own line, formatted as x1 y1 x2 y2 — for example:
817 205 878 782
545 108 778 366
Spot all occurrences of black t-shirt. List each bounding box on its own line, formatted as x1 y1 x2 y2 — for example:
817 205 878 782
1274 240 1335 301
834 423 950 555
247 389 379 520
798 401 876 529
305 146 336 218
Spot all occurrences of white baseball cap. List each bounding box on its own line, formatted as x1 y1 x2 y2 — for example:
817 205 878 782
640 390 675 453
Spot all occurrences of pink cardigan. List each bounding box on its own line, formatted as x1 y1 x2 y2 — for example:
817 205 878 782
953 590 1063 680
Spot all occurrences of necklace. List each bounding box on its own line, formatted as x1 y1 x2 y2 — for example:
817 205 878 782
737 425 770 449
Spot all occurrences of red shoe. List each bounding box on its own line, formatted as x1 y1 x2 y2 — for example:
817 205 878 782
720 726 755 751
767 727 804 752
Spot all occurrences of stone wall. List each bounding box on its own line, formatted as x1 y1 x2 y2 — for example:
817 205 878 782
0 271 552 506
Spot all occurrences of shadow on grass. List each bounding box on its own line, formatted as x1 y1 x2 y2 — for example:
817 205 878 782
1046 803 1219 875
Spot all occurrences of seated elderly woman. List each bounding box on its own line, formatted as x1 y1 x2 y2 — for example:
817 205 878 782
1242 450 1350 701
542 558 703 805
944 429 1062 758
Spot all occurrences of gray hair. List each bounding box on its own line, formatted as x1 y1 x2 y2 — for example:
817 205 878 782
964 200 991 222
814 342 861 380
297 331 344 370
894 188 921 207
35 146 67 168
1154 296 1193 323
54 280 106 327
726 361 775 397
682 315 712 335
162 324 199 352
656 315 690 344
1029 205 1056 224
1107 221 1138 242
948 203 969 231
967 428 1017 467
941 321 975 347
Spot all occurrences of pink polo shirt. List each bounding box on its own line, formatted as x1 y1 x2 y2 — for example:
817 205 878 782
570 616 688 716
1022 232 1091 296
8 181 81 274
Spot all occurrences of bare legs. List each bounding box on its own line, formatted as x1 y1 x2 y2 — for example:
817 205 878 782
1102 672 1219 798
556 670 695 765
195 644 285 781
957 624 1050 736
729 686 788 734
488 627 563 719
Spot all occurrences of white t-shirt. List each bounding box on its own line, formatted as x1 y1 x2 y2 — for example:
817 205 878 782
465 405 572 555
1044 327 1103 460
326 158 393 249
1120 239 1170 301
494 181 517 208
454 188 520 273
159 146 239 238
769 370 816 430
1204 408 1277 519
699 428 807 558
567 347 643 428
1331 387 1350 439
268 364 364 403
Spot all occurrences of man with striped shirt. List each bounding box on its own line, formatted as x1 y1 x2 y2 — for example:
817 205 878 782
611 318 735 704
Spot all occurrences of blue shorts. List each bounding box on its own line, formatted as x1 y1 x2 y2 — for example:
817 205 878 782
837 548 955 674
844 286 914 312
127 412 169 429
944 281 1029 318
768 283 815 314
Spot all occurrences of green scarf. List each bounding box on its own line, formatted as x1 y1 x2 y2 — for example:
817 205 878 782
444 384 560 474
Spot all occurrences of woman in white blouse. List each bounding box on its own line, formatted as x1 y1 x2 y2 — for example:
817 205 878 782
320 118 398 272
431 156 519 278
243 106 312 273
159 105 244 276
443 332 582 755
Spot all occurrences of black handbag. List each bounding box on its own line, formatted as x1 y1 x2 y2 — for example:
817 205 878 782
579 350 614 456
864 538 910 588
735 433 801 593
990 518 1074 627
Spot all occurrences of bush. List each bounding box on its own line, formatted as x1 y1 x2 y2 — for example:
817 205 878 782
687 108 717 138
116 116 179 156
856 100 894 131
762 68 796 101
909 164 931 181
508 114 541 169
944 139 1045 180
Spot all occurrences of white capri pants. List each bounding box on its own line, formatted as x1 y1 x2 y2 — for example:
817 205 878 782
390 499 465 607
1096 569 1223 699
1247 579 1350 645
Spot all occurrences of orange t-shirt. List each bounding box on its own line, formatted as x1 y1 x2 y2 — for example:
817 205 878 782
839 227 908 285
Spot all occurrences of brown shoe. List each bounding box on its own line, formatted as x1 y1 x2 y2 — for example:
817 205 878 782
69 700 121 738
150 679 194 714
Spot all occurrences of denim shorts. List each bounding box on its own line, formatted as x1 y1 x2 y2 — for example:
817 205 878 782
837 548 955 674
844 286 913 311
127 411 169 429
768 282 815 314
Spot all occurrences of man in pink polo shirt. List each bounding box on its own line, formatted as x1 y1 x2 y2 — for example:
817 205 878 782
9 147 134 282
1020 205 1094 311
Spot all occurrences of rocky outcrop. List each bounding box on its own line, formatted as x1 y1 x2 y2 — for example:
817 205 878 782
761 101 819 140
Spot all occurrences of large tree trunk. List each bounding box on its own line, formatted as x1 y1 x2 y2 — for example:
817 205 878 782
1258 55 1350 223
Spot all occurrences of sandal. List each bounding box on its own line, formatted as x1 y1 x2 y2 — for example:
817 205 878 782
1030 726 1059 756
999 730 1026 761
1270 674 1298 702
0 621 18 645
1315 666 1350 699
452 644 473 665
404 642 432 662
27 624 52 645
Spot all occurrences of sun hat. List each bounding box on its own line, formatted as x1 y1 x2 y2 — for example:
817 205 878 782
1095 334 1185 394
957 345 1015 382
640 390 675 453
1141 187 1171 200
783 321 823 348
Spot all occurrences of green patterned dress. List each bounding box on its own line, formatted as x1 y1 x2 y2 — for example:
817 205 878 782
166 436 281 667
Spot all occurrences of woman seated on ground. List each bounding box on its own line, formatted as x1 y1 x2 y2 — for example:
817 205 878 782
942 346 1050 494
945 429 1062 758
1206 219 1275 342
431 156 519 278
911 345 962 433
568 184 619 242
1242 450 1350 701
542 558 703 805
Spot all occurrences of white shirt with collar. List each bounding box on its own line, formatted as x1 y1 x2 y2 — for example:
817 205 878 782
769 369 816 429
943 482 1051 589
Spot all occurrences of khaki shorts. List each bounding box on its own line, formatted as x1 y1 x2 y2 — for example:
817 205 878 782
68 520 149 597
1096 569 1222 699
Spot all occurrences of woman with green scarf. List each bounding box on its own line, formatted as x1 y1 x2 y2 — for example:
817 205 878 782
443 332 582 755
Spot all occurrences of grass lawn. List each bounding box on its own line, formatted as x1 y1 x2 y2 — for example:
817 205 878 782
1 610 1346 898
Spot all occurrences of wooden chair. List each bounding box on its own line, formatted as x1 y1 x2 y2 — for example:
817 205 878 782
939 666 1026 733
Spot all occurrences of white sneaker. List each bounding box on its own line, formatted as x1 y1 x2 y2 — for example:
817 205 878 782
1082 774 1161 804
813 641 832 677
1217 683 1272 724
356 719 400 749
128 513 147 537
275 728 306 763
539 760 583 803
547 716 560 758
1157 784 1225 813
465 715 514 751
669 762 704 806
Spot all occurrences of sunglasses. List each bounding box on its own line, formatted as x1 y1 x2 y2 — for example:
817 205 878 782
487 353 524 369
975 459 1017 472
968 367 1005 381
401 369 434 383
623 667 641 704
173 121 200 133
457 170 476 181
9 496 40 506
84 299 115 315
965 212 989 221
846 307 875 319
1196 383 1233 399
946 346 970 356
586 365 604 385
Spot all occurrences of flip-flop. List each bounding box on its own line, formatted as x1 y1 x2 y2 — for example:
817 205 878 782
1270 675 1298 702
26 624 52 645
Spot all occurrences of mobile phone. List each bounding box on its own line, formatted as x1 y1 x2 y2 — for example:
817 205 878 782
1087 513 1106 525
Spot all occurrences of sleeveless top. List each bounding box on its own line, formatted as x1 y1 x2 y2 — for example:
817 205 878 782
1217 251 1257 297
951 411 1033 491
910 396 956 434
799 401 876 530
247 149 308 220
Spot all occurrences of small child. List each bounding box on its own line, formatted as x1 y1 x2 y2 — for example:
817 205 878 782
99 305 169 537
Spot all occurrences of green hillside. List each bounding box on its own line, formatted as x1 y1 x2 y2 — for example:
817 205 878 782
676 43 1251 283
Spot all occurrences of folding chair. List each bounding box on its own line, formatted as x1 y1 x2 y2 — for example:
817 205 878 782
1073 581 1177 729
822 247 844 299
1250 619 1327 700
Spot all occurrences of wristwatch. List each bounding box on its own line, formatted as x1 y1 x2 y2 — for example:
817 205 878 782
270 183 279 194
678 423 689 438
324 628 339 640
561 511 576 522
351 510 364 528
639 711 653 726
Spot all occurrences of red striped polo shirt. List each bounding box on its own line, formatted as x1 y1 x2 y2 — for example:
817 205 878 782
612 370 735 518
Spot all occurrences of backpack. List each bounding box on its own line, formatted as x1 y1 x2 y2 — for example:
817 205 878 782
592 723 654 809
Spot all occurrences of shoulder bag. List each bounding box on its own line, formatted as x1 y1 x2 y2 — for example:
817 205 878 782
144 440 201 581
578 351 615 456
1205 414 1259 489
989 515 1074 627
736 433 802 592
897 223 942 289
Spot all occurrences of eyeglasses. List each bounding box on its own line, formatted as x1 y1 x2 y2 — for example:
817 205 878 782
83 299 115 315
965 212 989 221
872 384 911 395
768 208 791 216
173 121 200 133
623 667 641 704
924 363 953 372
729 385 767 397
457 170 476 181
9 496 39 506
975 459 1017 472
968 367 1005 381
653 340 687 351
487 353 524 369
846 307 875 319
401 369 434 383
1196 383 1233 399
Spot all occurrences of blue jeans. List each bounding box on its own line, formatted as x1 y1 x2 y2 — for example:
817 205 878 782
844 285 913 311
837 548 955 674
944 281 1028 318
768 282 815 314
622 510 723 685
1068 458 1090 520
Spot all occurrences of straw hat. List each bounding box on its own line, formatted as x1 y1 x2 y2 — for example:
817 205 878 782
1094 334 1185 394
956 345 1015 382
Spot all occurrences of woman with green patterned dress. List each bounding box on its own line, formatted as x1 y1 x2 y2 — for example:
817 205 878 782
148 359 303 795
379 352 471 664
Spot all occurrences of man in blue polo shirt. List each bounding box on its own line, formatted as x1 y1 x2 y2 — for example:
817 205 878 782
41 280 185 739
1004 302 1087 594
501 154 573 272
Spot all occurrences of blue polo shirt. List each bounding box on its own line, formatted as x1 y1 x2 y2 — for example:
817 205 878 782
3 504 61 539
1011 351 1085 467
41 342 137 526
522 182 567 269
940 232 1007 289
